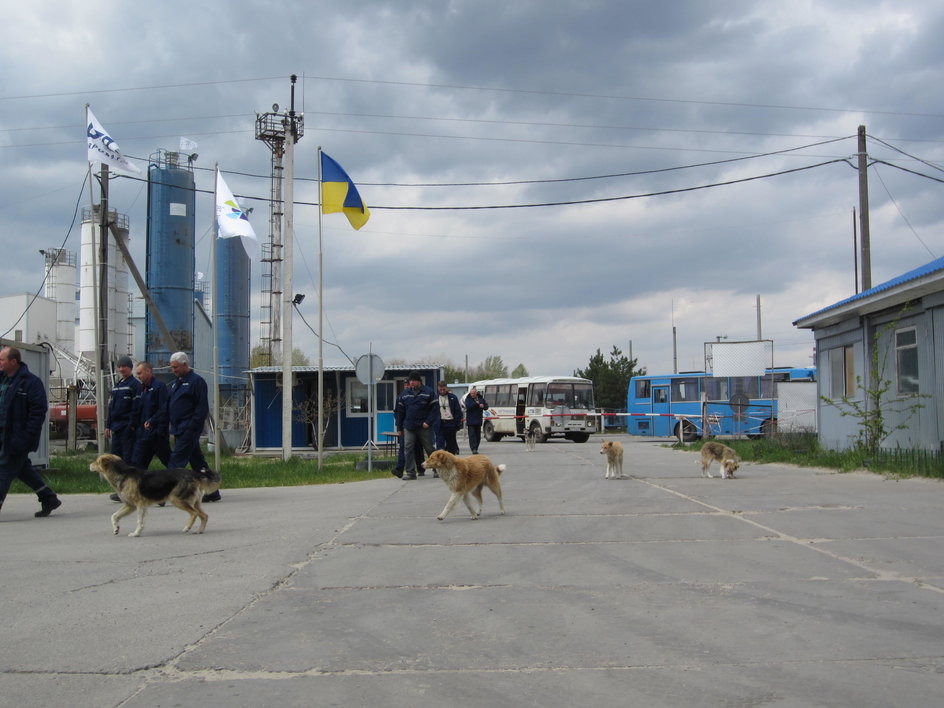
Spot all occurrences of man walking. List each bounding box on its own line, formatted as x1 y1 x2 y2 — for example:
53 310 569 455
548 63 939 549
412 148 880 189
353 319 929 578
104 355 141 462
167 352 219 502
435 381 463 454
394 371 437 480
131 360 170 470
0 346 62 518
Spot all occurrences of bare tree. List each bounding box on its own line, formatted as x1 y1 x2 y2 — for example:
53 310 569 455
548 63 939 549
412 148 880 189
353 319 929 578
294 388 345 450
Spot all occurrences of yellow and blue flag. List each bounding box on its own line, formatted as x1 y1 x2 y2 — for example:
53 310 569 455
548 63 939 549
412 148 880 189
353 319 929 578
320 151 370 230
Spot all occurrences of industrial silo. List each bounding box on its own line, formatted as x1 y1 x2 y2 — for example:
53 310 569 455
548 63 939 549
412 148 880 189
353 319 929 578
215 235 251 406
77 206 134 362
146 150 195 370
42 247 77 355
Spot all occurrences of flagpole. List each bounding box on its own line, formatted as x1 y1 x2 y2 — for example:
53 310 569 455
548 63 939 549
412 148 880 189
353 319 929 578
86 106 105 453
212 166 221 474
317 146 324 470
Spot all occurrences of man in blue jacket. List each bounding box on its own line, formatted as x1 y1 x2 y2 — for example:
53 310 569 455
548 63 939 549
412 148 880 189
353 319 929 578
105 355 141 463
0 346 62 518
167 352 218 501
131 360 170 470
394 371 438 480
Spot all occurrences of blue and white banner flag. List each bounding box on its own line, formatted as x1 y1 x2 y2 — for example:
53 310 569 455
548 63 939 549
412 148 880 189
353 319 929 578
86 106 141 174
216 168 258 259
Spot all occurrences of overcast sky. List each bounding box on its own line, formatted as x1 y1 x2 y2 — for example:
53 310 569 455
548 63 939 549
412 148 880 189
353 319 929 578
2 0 942 380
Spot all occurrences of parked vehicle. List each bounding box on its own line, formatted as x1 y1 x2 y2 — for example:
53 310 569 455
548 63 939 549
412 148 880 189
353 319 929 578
471 376 598 443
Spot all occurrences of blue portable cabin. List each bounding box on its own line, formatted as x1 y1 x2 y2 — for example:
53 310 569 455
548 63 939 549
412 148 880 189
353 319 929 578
249 364 443 453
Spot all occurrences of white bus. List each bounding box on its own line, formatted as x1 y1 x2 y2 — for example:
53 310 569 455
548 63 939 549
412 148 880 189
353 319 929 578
471 376 598 444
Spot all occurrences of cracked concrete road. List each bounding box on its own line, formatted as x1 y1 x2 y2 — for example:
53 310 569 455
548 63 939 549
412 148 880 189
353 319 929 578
2 436 943 707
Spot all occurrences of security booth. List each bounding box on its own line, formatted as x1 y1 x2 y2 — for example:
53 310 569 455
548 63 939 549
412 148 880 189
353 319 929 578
248 364 442 453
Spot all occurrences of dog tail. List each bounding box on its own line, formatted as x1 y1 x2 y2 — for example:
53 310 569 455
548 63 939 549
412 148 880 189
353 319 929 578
496 463 506 475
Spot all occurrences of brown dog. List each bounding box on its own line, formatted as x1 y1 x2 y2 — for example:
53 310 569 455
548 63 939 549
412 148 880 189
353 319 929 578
600 440 625 479
700 441 740 479
421 449 506 520
90 453 221 537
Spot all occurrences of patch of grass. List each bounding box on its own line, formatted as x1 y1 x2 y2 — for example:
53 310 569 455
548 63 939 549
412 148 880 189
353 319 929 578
10 450 392 495
673 433 941 478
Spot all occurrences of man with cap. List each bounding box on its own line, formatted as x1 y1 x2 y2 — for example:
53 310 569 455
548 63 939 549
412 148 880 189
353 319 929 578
394 371 438 480
105 355 141 464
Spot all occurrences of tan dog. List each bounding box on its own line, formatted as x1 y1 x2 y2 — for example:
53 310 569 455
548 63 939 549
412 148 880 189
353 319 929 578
700 441 740 479
421 449 506 520
90 453 221 537
600 440 625 479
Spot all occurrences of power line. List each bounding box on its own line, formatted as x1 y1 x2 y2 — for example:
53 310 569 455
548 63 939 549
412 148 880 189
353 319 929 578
120 156 852 211
4 71 944 120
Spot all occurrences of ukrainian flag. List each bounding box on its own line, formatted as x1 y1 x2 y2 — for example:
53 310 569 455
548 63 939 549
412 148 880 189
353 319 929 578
320 151 370 230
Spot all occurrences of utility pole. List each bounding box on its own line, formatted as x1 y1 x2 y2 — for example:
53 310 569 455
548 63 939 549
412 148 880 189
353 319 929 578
857 125 872 291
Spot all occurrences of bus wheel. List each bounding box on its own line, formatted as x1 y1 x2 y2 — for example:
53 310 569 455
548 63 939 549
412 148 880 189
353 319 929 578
483 421 500 442
675 420 698 443
569 432 590 443
529 422 548 444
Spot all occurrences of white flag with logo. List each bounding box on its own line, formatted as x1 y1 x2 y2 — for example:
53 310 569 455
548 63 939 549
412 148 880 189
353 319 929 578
86 106 141 174
179 136 198 153
215 169 258 259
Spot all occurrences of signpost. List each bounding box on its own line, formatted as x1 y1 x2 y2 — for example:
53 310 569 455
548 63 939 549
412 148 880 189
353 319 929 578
354 353 385 473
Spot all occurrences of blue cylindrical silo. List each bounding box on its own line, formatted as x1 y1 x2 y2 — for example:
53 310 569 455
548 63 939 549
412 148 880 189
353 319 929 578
146 150 195 371
215 235 251 404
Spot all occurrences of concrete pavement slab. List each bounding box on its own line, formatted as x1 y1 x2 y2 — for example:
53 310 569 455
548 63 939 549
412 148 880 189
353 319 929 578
2 435 943 707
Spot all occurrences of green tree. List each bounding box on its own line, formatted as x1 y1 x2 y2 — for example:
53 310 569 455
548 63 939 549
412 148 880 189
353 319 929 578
479 355 508 379
250 345 311 368
511 363 529 377
574 346 644 412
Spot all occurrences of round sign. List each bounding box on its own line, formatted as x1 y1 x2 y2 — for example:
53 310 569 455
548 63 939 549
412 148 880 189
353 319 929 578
355 354 385 385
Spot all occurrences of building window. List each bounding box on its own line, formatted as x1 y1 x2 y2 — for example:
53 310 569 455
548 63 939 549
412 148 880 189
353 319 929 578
895 328 919 395
347 380 395 416
829 345 855 398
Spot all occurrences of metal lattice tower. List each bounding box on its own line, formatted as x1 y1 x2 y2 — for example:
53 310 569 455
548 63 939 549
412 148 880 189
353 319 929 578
254 103 304 366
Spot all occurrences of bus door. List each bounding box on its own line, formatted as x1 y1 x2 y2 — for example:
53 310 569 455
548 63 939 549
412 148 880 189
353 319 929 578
651 385 671 436
515 385 527 435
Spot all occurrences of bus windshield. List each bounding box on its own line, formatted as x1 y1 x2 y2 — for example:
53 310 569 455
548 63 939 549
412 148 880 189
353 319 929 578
547 382 593 409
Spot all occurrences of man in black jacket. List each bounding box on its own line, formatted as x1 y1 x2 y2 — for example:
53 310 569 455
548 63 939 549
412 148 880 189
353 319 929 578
0 346 62 517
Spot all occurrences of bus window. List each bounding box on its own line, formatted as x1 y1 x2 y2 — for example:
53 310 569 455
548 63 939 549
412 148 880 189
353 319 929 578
635 379 650 400
760 371 790 397
573 383 593 409
547 383 573 407
528 383 547 406
671 378 699 402
731 376 759 399
653 388 668 404
705 377 728 401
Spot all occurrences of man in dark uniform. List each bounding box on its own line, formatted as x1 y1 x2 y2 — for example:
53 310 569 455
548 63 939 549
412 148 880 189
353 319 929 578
105 355 141 462
131 360 170 469
0 346 62 518
394 371 438 480
167 352 219 502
